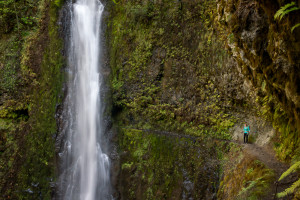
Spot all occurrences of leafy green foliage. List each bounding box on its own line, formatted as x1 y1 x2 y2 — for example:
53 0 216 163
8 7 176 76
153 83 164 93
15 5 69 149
0 0 42 92
0 62 17 92
274 2 299 21
119 128 220 199
218 149 275 200
54 0 64 7
15 1 64 198
277 179 300 198
291 23 300 32
274 2 300 32
279 161 300 181
276 161 300 198
258 88 300 197
0 0 64 198
0 0 39 34
256 92 299 162
108 0 239 139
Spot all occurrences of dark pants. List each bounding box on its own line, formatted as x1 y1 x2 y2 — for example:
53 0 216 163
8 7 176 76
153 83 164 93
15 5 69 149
244 133 248 143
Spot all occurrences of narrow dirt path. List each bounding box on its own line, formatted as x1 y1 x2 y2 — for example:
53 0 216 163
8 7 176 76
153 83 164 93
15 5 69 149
237 142 288 175
125 128 287 174
234 141 298 200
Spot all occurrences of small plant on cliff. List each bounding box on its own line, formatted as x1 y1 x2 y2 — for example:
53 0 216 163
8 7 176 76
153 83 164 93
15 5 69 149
54 0 64 7
277 161 300 198
274 2 300 32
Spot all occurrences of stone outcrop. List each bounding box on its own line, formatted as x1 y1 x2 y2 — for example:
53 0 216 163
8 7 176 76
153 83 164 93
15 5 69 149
217 0 300 131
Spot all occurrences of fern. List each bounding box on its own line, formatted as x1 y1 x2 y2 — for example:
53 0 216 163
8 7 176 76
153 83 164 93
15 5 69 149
278 161 300 181
238 179 259 197
274 2 299 21
291 23 300 32
54 0 63 7
277 178 300 198
274 2 300 32
276 161 300 198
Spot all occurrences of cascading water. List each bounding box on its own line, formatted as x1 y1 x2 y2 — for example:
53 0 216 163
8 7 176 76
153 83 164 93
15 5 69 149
57 0 111 199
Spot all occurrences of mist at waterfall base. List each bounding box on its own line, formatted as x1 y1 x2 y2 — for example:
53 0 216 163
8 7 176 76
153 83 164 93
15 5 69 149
57 0 111 199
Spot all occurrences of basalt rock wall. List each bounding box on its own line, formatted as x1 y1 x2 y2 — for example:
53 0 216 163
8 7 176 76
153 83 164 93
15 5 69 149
106 0 264 199
216 0 300 161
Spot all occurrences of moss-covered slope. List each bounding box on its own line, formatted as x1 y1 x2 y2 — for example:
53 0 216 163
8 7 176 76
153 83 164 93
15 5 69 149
116 128 220 199
218 144 276 200
108 0 249 138
0 0 64 198
107 0 262 199
108 0 299 199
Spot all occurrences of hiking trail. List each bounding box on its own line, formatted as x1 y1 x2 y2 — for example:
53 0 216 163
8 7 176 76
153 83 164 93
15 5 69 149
122 127 297 199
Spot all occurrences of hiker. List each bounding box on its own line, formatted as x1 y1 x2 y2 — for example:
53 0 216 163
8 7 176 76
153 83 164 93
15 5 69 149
243 123 250 143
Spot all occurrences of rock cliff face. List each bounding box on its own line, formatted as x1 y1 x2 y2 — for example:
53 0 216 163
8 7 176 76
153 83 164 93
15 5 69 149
115 129 221 199
0 0 64 198
108 0 300 199
108 0 250 137
0 0 299 199
217 0 300 161
106 0 282 199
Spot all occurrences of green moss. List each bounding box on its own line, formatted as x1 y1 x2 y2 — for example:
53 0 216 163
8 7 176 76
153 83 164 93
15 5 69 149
118 128 220 199
108 0 240 140
218 147 275 200
256 93 300 162
54 0 65 8
0 0 64 198
15 0 64 199
0 35 19 92
237 160 275 200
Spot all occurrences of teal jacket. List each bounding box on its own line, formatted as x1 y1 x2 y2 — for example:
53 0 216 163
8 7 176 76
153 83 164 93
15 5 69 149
243 126 250 134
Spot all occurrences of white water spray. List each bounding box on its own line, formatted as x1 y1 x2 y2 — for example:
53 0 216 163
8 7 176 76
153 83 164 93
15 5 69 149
58 0 110 199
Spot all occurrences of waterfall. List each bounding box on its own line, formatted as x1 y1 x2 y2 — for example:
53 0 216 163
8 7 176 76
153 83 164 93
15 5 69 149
57 0 111 199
